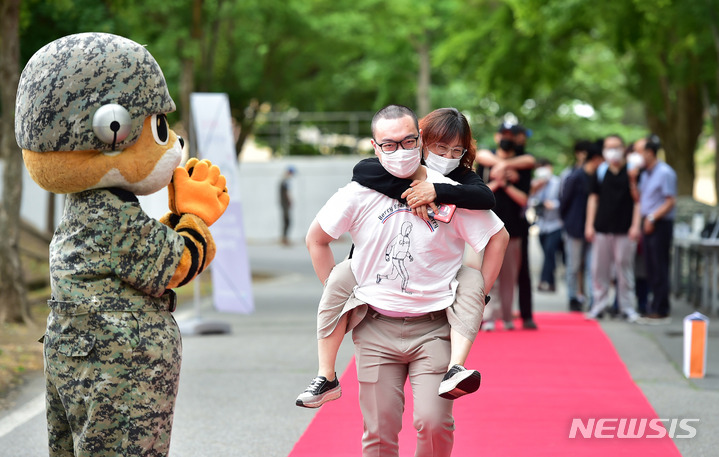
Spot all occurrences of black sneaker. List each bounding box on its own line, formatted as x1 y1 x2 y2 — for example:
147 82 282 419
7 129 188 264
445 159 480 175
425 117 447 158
438 365 481 399
569 299 583 312
295 374 341 408
522 319 538 330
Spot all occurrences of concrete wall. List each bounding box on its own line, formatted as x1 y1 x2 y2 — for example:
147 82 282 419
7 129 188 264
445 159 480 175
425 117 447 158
233 156 363 243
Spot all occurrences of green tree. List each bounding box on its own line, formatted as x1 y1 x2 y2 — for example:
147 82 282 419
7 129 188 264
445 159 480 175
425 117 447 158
447 0 717 196
433 1 646 160
603 0 715 197
19 0 119 61
0 0 31 324
16 0 718 194
698 0 719 201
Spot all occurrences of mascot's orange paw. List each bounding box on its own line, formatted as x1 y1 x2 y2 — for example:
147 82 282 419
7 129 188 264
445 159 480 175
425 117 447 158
169 159 230 226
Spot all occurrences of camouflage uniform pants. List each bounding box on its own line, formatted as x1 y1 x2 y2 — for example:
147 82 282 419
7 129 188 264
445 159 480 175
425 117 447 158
43 295 182 457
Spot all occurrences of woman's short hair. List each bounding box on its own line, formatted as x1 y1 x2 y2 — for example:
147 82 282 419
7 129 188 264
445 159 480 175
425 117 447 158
419 108 476 172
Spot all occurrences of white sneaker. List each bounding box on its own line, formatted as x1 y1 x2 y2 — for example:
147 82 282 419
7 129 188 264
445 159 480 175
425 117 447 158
295 375 341 408
481 321 495 331
637 315 672 326
438 365 481 399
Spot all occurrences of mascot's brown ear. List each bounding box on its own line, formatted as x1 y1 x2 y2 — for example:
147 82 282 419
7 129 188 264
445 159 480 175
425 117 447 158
92 104 132 151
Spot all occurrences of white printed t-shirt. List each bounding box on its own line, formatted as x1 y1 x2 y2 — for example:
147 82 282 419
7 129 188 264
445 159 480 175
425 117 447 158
316 168 504 314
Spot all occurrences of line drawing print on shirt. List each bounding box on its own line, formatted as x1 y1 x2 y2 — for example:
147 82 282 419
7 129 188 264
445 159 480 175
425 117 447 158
376 220 415 293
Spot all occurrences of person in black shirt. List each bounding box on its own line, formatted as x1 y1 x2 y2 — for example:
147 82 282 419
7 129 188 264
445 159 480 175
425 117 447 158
476 128 532 331
584 135 641 322
560 141 603 311
476 123 538 329
510 126 540 330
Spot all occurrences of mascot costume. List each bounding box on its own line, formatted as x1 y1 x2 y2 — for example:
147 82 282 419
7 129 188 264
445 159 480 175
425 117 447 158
15 32 229 456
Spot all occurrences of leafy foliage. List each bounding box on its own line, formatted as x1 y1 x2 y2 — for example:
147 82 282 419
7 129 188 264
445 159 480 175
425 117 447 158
16 0 719 189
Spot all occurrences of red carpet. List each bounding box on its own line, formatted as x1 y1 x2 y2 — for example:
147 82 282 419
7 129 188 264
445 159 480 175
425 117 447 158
289 313 682 456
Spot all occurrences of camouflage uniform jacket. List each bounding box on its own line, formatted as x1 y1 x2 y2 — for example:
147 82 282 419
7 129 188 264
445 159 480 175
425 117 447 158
49 188 184 307
43 188 186 456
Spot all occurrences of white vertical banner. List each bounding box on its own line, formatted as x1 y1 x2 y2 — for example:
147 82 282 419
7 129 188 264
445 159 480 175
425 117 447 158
190 93 254 314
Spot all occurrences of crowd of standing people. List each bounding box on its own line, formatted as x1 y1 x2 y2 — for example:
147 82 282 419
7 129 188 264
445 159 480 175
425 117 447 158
467 122 677 330
526 131 678 325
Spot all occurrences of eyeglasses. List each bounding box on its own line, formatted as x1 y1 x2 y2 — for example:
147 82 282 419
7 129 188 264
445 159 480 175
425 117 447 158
374 135 419 153
432 143 466 159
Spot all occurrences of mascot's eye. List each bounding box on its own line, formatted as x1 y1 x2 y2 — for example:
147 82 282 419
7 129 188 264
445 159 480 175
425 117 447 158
151 113 170 145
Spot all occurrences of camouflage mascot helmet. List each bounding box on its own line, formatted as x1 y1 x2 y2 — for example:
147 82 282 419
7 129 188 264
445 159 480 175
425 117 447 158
15 32 176 153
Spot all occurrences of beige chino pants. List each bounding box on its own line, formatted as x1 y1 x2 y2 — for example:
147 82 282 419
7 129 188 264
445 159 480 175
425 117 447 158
351 310 454 457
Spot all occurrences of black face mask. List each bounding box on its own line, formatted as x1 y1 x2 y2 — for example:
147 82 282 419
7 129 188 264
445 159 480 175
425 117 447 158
515 144 525 155
499 139 515 152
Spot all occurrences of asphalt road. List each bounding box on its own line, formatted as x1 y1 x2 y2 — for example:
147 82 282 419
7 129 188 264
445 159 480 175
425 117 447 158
0 236 717 456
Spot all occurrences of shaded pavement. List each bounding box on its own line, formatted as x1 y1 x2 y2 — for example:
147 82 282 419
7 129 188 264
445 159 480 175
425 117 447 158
0 234 717 456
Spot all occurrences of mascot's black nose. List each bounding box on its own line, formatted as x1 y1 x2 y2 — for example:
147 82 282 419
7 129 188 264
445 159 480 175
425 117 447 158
178 136 185 148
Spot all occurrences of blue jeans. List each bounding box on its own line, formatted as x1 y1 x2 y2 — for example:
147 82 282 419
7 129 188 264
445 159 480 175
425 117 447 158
539 229 563 286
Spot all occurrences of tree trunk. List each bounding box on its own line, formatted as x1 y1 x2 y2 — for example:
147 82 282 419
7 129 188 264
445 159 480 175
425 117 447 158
236 116 256 161
702 83 719 205
180 57 194 135
416 39 431 118
179 0 203 134
0 0 31 324
645 83 703 197
202 0 225 91
709 12 719 204
714 101 719 208
235 100 259 160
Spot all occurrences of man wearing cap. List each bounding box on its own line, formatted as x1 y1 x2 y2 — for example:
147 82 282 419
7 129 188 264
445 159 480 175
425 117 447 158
508 124 539 330
475 123 536 179
475 123 538 330
635 135 676 322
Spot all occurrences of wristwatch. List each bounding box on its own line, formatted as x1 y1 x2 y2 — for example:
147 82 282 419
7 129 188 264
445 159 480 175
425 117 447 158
647 214 655 223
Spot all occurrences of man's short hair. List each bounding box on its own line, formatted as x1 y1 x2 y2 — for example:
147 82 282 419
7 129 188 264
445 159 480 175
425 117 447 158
536 157 552 167
371 105 419 136
586 143 602 161
574 140 592 153
645 134 661 154
575 139 601 161
603 133 625 147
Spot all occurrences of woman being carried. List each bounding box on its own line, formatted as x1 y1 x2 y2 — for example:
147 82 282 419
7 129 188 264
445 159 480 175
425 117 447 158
297 108 498 408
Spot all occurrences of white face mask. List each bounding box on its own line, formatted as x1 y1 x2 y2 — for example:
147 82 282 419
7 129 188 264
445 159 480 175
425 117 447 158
379 145 422 178
424 149 460 175
626 151 645 171
534 166 552 180
603 148 623 164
